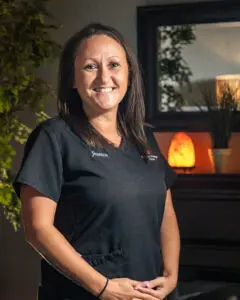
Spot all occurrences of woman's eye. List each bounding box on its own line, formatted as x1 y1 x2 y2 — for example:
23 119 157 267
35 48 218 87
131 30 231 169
109 62 120 69
84 64 97 71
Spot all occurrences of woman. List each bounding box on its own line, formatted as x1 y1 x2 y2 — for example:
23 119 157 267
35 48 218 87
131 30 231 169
13 23 180 300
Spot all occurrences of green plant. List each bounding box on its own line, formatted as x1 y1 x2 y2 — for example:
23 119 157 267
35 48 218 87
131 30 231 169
0 0 61 230
157 25 196 111
200 83 239 149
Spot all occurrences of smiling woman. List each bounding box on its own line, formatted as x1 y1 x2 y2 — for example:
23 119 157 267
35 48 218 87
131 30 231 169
13 23 180 300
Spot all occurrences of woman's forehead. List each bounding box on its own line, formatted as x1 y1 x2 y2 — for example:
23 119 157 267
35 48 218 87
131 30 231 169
76 34 127 60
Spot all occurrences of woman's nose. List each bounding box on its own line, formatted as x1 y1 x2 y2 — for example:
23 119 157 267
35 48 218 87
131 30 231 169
97 65 111 84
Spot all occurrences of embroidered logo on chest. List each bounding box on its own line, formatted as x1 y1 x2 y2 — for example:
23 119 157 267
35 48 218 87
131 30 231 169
147 154 158 161
91 150 109 158
141 154 158 162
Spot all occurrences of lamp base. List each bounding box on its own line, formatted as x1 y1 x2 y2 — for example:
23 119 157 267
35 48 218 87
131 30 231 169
173 166 196 174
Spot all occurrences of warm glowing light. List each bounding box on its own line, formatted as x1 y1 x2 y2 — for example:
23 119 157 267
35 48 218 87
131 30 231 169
168 132 195 168
216 74 240 103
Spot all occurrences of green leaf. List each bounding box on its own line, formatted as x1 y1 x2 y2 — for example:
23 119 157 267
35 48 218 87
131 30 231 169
0 0 61 230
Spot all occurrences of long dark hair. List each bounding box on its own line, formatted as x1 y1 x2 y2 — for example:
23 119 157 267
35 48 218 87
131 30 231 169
57 23 149 156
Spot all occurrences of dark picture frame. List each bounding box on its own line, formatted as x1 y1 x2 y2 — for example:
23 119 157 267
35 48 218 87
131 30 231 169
137 1 240 131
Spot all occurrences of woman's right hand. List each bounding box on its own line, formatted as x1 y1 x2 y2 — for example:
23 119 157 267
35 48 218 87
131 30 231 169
100 278 159 300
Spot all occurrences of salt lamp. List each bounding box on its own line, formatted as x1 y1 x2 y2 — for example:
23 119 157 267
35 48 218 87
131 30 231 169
168 132 195 171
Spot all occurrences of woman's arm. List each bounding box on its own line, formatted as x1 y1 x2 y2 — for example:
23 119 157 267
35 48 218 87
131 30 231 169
135 190 180 299
20 184 107 296
160 189 180 284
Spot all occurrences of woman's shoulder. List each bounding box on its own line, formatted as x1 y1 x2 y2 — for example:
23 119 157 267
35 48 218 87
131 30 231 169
30 116 71 141
37 116 67 134
32 116 87 151
25 116 70 150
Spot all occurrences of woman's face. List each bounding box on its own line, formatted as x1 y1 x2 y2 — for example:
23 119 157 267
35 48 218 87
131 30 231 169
74 34 129 115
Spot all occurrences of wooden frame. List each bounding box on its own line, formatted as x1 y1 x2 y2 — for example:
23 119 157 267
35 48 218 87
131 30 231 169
137 1 240 131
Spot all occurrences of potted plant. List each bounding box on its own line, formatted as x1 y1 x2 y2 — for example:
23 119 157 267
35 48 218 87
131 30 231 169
200 82 240 173
0 0 61 230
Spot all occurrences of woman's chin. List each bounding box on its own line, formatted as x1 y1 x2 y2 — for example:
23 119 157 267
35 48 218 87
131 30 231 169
97 104 119 113
94 100 120 112
82 97 122 115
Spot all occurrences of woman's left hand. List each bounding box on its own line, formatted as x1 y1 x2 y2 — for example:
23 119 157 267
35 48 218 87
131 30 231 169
135 276 177 300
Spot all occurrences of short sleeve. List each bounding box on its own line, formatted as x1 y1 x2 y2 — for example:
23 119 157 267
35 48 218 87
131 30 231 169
145 127 177 189
13 124 63 202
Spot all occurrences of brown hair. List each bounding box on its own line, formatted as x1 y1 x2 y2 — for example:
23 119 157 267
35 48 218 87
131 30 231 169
57 23 149 156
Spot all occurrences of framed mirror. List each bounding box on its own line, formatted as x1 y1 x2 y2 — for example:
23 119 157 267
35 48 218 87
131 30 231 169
137 1 240 131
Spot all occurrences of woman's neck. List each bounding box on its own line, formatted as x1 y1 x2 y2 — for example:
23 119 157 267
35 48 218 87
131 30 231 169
85 109 122 146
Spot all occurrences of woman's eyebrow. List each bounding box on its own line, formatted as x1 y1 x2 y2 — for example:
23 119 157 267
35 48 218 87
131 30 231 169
76 57 98 63
76 55 121 65
108 56 120 59
80 55 121 60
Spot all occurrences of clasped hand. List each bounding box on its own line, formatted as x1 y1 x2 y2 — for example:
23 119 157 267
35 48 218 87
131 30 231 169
100 275 177 300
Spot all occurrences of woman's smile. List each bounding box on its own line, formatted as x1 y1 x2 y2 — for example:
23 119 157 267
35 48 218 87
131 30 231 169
93 87 117 93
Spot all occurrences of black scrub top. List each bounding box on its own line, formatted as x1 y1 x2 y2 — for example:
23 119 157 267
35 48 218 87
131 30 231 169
13 117 176 300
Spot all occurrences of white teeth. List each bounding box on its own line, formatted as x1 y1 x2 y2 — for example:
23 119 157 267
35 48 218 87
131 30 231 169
94 87 114 93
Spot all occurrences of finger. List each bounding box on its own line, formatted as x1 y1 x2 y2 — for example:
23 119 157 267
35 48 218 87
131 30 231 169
153 287 168 300
135 281 150 289
148 277 165 289
134 283 142 290
129 279 141 287
135 287 158 297
132 298 157 300
133 289 159 300
155 289 167 300
142 281 150 288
